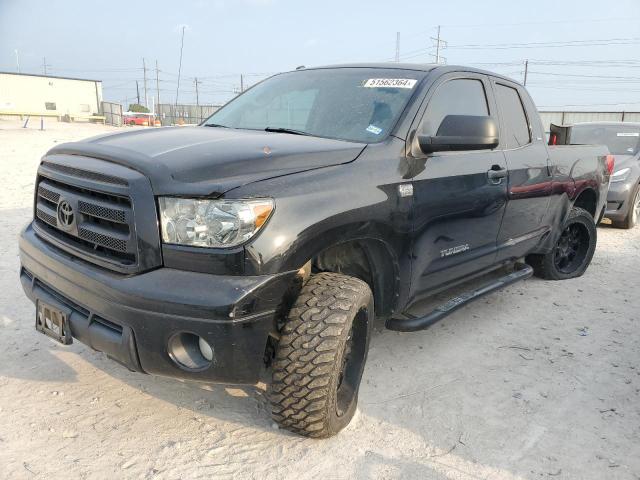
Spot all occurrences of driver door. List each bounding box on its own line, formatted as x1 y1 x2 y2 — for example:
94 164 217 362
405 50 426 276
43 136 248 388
407 74 508 301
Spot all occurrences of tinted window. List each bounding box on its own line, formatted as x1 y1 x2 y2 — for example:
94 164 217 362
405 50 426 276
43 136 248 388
569 124 640 156
495 84 530 149
204 68 424 143
420 79 489 135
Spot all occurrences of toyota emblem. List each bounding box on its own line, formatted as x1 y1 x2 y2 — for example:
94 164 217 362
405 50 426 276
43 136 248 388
57 200 74 228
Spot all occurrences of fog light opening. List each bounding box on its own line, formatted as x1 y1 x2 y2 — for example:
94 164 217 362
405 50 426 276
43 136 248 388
167 332 214 371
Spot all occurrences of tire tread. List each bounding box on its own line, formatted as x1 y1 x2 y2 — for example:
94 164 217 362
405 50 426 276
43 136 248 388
270 272 371 438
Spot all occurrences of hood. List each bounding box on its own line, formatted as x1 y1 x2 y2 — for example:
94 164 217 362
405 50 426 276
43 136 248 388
46 126 366 196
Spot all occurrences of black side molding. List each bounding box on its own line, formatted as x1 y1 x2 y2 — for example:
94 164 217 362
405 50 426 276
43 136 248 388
386 263 534 332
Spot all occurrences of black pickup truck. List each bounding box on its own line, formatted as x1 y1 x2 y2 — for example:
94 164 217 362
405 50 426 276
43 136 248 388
19 64 611 438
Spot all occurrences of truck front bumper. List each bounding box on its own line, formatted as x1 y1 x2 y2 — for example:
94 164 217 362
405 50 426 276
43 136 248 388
604 180 635 222
19 223 296 385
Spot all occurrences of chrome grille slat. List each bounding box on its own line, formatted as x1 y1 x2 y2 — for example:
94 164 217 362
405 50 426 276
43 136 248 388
37 185 60 204
77 200 126 224
36 206 57 227
77 225 128 252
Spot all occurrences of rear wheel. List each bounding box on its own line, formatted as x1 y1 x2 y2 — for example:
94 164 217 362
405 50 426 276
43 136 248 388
612 184 640 229
527 207 597 280
270 272 373 438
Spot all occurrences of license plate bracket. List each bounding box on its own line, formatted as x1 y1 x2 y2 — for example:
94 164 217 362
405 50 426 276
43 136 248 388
36 301 73 345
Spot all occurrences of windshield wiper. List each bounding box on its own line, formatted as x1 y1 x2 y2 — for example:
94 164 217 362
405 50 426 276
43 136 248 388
204 123 229 128
264 127 312 136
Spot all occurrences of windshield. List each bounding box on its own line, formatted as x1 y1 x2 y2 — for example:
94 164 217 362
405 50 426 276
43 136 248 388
570 124 640 156
203 68 425 143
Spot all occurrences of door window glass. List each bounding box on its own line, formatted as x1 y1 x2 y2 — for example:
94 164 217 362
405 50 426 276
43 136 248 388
495 84 531 149
420 79 489 135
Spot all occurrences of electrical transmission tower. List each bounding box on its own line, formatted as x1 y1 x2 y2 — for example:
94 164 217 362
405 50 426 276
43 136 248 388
42 57 52 75
430 26 447 65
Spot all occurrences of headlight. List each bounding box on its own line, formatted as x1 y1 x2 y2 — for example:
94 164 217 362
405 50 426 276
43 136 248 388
158 197 274 248
611 167 631 183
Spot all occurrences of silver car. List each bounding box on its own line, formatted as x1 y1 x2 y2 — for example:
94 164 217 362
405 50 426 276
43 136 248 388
570 122 640 229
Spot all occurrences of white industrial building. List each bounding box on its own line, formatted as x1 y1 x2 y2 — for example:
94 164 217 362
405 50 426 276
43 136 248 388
0 72 103 119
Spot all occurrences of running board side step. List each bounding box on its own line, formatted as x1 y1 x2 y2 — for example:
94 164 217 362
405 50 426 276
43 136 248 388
386 263 534 332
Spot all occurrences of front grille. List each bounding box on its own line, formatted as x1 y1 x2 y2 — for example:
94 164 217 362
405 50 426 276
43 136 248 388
34 176 137 267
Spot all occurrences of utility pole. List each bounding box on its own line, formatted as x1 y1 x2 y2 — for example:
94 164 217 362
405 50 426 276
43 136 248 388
175 25 186 106
430 26 447 65
136 80 141 105
194 77 200 106
435 26 441 64
14 49 20 73
240 74 244 93
42 57 51 75
155 60 161 111
142 58 149 109
395 32 400 62
523 59 529 86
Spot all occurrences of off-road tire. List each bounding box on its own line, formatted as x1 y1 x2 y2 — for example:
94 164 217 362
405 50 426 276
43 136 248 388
270 272 373 438
527 207 597 280
612 183 640 229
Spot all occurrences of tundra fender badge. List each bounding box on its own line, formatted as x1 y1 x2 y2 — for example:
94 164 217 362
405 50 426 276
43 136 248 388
440 244 470 258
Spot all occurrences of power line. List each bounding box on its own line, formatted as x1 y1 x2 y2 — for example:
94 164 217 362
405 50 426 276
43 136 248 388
439 16 640 29
446 37 640 50
528 70 640 80
537 102 640 108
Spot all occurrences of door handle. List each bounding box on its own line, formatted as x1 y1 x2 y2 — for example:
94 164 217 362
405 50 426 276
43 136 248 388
487 166 508 183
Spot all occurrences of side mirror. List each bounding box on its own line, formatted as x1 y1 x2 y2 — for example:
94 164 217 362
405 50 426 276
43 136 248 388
417 115 499 153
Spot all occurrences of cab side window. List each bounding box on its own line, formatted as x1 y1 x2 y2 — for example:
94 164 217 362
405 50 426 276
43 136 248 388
420 79 489 136
495 84 531 149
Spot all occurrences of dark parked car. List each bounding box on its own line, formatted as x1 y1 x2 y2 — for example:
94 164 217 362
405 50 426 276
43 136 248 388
19 64 611 438
568 122 640 228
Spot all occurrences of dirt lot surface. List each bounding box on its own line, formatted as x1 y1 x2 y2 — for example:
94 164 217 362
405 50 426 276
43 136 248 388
0 119 638 480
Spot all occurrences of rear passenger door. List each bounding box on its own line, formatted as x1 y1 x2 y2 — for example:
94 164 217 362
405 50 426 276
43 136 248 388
491 80 553 261
408 73 508 300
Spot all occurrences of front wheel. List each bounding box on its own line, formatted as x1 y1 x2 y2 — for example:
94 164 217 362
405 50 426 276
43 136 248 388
270 272 373 438
527 207 597 280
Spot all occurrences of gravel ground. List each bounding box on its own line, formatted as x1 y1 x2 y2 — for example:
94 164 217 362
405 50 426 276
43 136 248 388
0 119 638 480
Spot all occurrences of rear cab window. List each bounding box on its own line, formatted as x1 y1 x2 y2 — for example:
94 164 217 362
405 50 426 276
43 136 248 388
494 83 531 149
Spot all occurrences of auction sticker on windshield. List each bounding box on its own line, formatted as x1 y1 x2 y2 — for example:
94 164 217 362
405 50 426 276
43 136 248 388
363 78 417 89
617 132 640 137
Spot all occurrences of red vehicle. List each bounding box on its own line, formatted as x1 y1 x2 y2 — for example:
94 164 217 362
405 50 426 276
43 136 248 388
123 112 154 126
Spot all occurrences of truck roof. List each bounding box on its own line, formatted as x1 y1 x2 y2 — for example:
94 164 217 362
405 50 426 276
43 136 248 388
302 62 522 85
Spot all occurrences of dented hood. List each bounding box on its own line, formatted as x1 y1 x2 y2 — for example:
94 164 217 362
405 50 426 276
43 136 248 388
46 126 366 196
